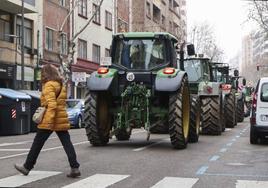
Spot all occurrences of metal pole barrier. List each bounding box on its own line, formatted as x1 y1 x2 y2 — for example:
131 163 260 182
21 0 25 89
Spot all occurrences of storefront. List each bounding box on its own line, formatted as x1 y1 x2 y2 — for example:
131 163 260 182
0 63 15 89
16 65 34 90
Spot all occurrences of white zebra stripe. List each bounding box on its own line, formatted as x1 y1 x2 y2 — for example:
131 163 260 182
236 180 268 188
62 174 129 188
0 171 61 187
151 177 199 188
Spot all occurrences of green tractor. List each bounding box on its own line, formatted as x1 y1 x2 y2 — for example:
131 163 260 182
210 63 236 128
84 32 196 149
182 55 224 136
231 69 246 123
244 85 254 117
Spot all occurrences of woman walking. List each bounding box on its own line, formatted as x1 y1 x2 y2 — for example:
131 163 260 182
14 64 80 178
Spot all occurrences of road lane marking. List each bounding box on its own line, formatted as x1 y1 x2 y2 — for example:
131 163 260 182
236 135 240 138
151 177 198 188
204 172 268 178
133 138 169 152
0 149 30 151
196 166 208 175
209 155 220 161
232 138 236 141
236 180 268 188
0 171 61 187
0 136 58 147
220 148 227 153
226 142 233 146
0 141 88 160
62 174 129 188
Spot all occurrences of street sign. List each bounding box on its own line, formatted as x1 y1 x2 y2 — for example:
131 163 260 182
100 57 112 66
72 72 87 83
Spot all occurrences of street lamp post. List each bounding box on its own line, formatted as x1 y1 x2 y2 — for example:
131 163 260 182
21 0 25 89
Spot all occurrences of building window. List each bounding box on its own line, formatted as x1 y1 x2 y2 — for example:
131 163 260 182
78 0 87 18
117 18 128 32
161 15 165 26
93 3 101 24
169 21 172 32
45 28 53 51
146 2 151 18
105 11 112 30
78 39 87 59
60 0 65 6
105 48 110 57
92 44 100 63
169 0 173 10
60 33 67 55
17 17 33 49
0 13 12 42
153 4 160 23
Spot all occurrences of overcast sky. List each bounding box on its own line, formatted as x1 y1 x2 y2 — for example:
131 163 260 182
186 0 253 62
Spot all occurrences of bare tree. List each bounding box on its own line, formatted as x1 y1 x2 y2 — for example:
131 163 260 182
189 21 225 62
57 0 105 84
247 0 268 32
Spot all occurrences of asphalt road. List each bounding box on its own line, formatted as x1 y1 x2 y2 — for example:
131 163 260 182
0 118 267 188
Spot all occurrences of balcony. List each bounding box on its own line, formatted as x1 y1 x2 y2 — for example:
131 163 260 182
0 0 36 14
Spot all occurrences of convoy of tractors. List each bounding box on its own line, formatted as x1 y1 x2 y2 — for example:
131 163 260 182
83 32 252 149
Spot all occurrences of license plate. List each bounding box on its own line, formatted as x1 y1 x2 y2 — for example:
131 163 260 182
261 115 268 121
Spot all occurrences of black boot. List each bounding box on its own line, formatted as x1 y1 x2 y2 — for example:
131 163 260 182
14 164 30 176
67 168 81 178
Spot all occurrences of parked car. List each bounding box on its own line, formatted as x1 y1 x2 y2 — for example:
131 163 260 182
250 77 268 144
66 99 85 128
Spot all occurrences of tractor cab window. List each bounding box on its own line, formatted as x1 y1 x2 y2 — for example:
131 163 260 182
184 59 202 82
114 38 166 70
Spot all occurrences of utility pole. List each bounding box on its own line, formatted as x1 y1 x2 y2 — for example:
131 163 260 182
21 0 25 89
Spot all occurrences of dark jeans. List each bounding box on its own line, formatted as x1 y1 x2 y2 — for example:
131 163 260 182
24 129 80 170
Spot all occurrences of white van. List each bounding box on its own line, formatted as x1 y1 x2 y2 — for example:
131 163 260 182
250 77 268 144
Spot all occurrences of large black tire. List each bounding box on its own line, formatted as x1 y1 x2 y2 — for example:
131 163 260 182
236 97 244 123
224 92 236 128
84 90 112 146
115 128 131 141
168 76 190 149
250 126 258 144
188 95 200 143
200 97 222 135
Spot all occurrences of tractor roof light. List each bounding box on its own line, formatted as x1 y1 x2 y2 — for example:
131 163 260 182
97 67 109 74
163 67 175 74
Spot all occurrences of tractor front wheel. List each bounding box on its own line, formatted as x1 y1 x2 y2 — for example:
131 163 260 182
169 76 190 149
84 91 112 146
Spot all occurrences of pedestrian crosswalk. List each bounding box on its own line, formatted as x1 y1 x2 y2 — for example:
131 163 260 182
0 171 268 188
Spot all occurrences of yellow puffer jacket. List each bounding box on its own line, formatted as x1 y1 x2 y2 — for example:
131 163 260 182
38 81 70 131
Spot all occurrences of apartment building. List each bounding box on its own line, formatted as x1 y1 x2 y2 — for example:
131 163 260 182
0 0 40 89
241 34 253 74
129 0 186 42
71 0 114 98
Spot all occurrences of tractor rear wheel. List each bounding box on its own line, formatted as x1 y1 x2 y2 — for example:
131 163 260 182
201 97 222 135
236 97 244 123
84 90 112 146
188 95 200 143
168 76 190 149
224 92 236 128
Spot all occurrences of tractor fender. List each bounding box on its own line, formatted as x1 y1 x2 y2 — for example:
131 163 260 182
155 71 187 92
87 71 115 91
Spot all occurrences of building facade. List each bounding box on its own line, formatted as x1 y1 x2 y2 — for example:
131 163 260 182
0 0 39 89
71 0 114 98
129 0 186 42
